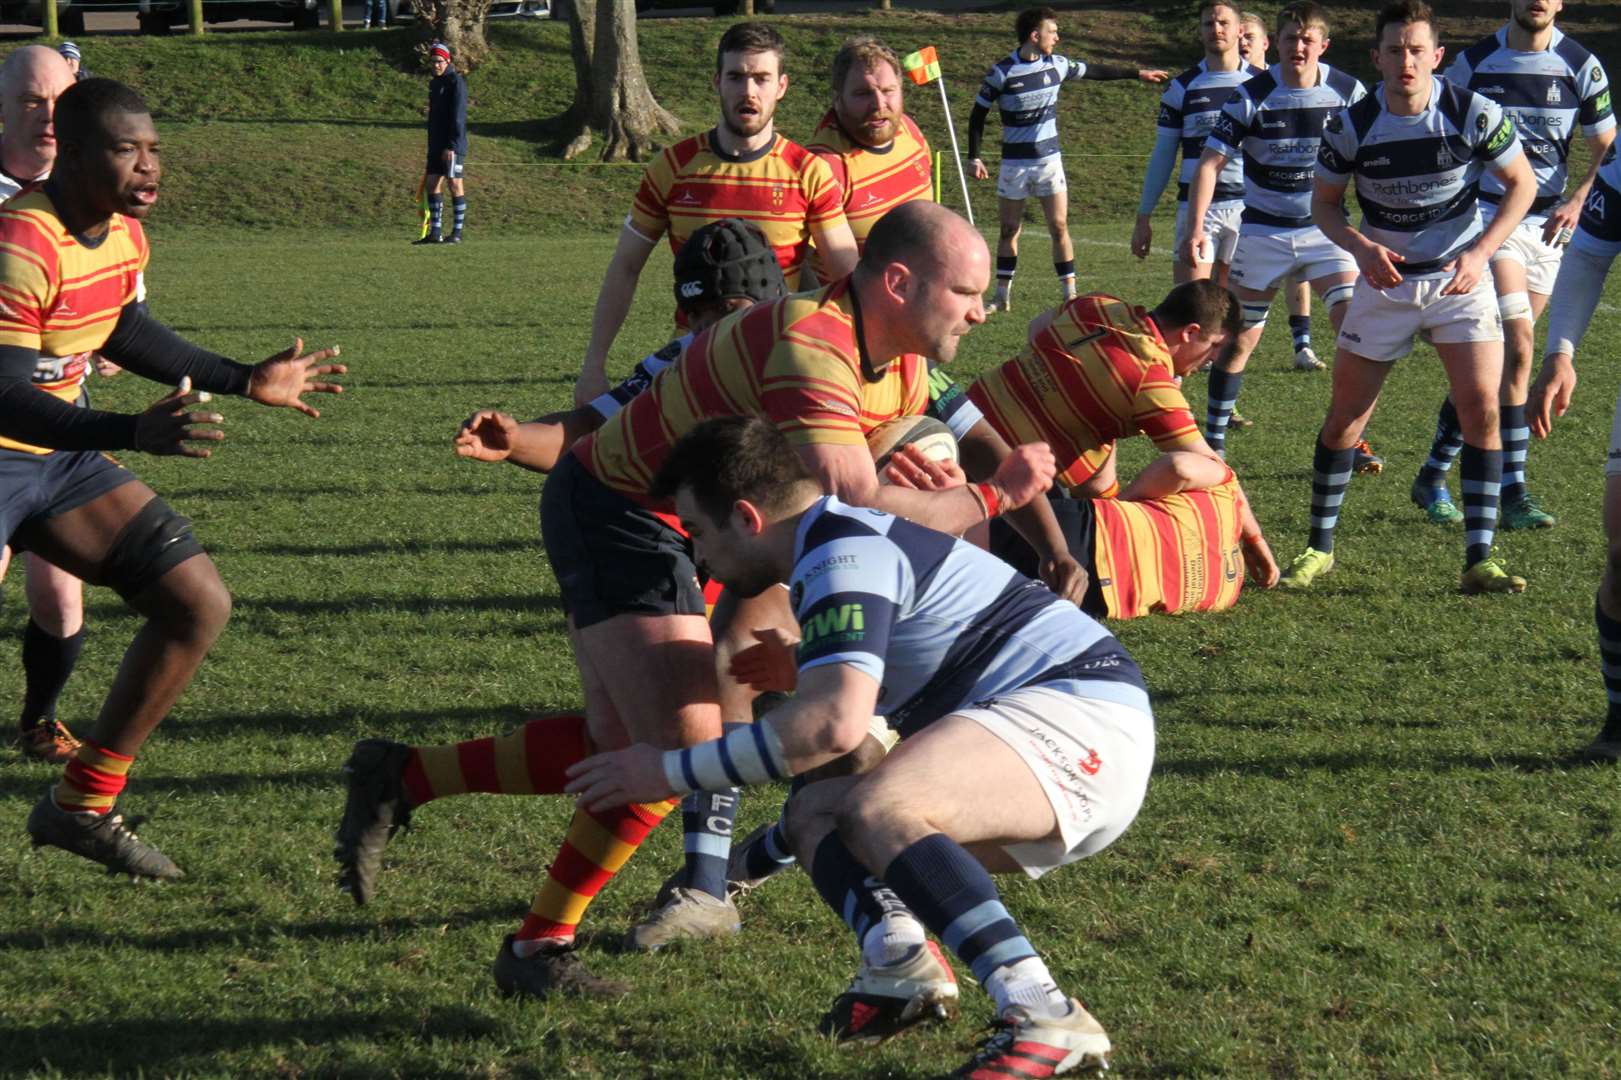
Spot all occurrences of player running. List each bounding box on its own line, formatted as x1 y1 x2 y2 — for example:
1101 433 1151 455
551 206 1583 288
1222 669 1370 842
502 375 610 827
1525 143 1621 759
0 79 343 878
1409 0 1613 528
574 22 859 404
565 415 1154 1077
1133 2 1263 286
804 37 933 280
967 6 1167 313
1183 3 1369 458
1278 0 1537 594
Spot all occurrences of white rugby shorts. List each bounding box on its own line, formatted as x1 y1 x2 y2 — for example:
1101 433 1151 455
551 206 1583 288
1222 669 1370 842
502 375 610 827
1228 225 1357 293
1336 274 1502 363
955 685 1153 879
997 156 1067 200
1489 216 1565 297
1173 202 1241 265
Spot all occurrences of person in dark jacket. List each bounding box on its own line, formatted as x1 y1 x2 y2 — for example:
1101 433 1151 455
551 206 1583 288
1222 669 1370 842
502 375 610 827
417 42 468 245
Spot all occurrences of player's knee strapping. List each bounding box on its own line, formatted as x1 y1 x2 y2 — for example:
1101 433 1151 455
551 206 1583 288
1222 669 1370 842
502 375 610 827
103 496 204 601
1497 290 1532 324
1320 282 1355 310
1240 299 1270 331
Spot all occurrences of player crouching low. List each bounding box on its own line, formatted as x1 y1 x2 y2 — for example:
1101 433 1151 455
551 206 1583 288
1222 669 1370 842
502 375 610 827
565 416 1154 1077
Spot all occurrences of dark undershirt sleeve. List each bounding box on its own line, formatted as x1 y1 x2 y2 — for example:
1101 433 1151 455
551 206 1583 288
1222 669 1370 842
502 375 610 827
99 302 254 396
967 103 990 162
0 345 140 451
1081 61 1140 80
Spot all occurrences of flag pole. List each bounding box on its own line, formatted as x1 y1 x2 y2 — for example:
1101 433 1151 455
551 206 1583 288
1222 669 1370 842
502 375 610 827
934 77 974 227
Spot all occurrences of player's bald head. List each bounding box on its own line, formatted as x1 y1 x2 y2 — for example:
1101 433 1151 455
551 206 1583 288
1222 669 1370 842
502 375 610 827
860 201 983 278
0 45 72 101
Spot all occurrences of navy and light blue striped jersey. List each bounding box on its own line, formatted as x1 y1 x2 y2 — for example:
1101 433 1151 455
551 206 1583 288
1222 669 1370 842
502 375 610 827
1445 27 1613 222
1317 77 1522 277
1204 63 1366 230
1573 144 1621 258
974 51 1087 163
590 342 984 445
789 496 1151 739
1158 59 1266 204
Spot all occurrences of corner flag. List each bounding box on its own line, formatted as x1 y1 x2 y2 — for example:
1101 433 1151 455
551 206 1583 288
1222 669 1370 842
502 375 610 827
902 47 941 86
903 45 973 226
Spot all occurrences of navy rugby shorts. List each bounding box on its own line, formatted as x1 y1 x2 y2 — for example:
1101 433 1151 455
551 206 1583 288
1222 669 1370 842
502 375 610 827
1 447 135 551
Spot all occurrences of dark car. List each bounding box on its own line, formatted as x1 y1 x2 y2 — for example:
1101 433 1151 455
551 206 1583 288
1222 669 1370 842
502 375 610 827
134 0 322 32
1 0 85 34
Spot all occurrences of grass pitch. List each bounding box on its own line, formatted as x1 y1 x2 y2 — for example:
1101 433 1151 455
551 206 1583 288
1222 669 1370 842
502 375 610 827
0 225 1618 1079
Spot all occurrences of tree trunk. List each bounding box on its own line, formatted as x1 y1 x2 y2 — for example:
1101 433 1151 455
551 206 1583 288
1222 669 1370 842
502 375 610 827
415 0 492 69
562 0 682 161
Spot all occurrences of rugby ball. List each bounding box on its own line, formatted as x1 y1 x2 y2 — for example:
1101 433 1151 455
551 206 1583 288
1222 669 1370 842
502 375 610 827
866 415 960 477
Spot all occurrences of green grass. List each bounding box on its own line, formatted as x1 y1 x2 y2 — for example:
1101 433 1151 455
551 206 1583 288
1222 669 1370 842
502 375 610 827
2 223 1620 1078
2 5 1621 1075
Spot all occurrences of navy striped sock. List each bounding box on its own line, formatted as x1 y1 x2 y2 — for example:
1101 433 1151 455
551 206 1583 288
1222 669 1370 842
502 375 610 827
738 813 798 881
1054 258 1075 282
881 833 1036 985
1459 443 1502 569
427 195 443 235
996 255 1017 284
1500 403 1530 505
1205 369 1242 454
452 196 466 236
808 831 915 947
1418 397 1463 492
1596 598 1621 733
1289 314 1312 352
1308 438 1355 554
680 722 746 900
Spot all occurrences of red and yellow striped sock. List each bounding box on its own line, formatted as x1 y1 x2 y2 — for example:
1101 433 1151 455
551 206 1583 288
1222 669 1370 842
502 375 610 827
55 741 134 814
400 712 588 807
515 797 679 947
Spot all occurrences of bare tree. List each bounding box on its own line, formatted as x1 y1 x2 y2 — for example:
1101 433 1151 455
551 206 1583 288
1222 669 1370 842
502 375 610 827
412 0 494 67
561 0 682 161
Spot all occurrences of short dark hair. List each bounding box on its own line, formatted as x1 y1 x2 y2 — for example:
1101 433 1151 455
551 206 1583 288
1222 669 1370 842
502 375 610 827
1199 1 1241 19
1276 0 1331 38
54 78 148 149
1375 0 1434 45
651 416 815 524
717 22 786 73
1015 7 1057 42
1153 280 1241 340
830 36 902 96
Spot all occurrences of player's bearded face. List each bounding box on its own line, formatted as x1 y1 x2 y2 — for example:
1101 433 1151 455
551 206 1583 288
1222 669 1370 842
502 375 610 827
1512 0 1559 34
74 111 161 221
835 63 904 149
717 50 787 140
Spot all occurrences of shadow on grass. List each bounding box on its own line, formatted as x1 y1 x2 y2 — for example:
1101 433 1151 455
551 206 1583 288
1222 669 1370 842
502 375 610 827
167 702 572 738
1156 749 1578 780
86 591 565 623
217 536 538 557
0 768 334 800
1 1004 502 1076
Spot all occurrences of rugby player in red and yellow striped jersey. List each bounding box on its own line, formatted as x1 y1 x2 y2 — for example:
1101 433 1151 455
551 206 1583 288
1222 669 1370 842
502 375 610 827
968 283 1235 498
0 79 343 881
805 37 933 282
576 23 860 406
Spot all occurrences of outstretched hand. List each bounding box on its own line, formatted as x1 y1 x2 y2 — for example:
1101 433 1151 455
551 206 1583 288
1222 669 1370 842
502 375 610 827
247 338 346 417
134 378 225 458
455 409 519 462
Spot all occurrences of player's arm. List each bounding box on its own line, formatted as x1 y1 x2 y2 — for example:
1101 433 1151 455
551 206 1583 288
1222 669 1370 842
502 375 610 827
813 218 859 279
1545 128 1617 244
455 406 602 472
1529 243 1618 437
1133 129 1181 258
1181 148 1228 266
1312 173 1401 288
0 347 223 455
957 420 1087 603
563 662 878 811
1444 142 1534 296
1080 61 1168 83
579 224 659 405
967 102 991 180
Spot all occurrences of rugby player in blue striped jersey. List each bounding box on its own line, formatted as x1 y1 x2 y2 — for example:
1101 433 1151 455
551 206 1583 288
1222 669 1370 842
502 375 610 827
1182 3 1367 456
967 6 1167 314
1132 2 1264 286
566 415 1151 1077
1279 0 1538 595
1410 0 1614 529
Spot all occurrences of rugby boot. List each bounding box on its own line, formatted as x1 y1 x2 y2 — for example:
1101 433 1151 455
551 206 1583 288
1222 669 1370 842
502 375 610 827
984 292 1011 316
1294 346 1326 371
1501 494 1555 531
623 885 740 951
27 793 183 881
1278 547 1333 590
441 232 462 245
1460 557 1526 595
1581 717 1621 764
333 738 415 905
1227 410 1255 430
412 232 441 246
651 821 789 910
948 998 1111 1078
1410 478 1463 525
819 941 960 1046
1351 439 1383 475
492 935 629 1000
15 718 81 764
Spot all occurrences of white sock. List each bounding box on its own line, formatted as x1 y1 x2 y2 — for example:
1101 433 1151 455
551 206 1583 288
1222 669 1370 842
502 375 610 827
860 912 927 968
985 956 1070 1018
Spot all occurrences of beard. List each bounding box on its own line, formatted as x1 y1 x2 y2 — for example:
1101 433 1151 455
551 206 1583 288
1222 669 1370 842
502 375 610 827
722 101 773 139
1512 9 1554 33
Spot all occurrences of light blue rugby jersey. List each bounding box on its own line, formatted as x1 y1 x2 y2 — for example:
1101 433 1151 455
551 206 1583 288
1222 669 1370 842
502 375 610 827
789 496 1151 739
1445 27 1614 222
1159 59 1265 205
1317 76 1522 277
1572 144 1621 258
975 51 1087 164
1204 63 1366 230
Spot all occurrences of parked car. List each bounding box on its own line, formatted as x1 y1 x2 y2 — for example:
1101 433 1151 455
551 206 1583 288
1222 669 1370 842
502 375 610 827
134 0 322 33
392 0 552 23
633 0 775 12
1 0 85 34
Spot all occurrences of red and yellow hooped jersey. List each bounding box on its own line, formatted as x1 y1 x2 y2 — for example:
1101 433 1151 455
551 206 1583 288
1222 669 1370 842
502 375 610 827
805 109 932 281
1092 471 1245 619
